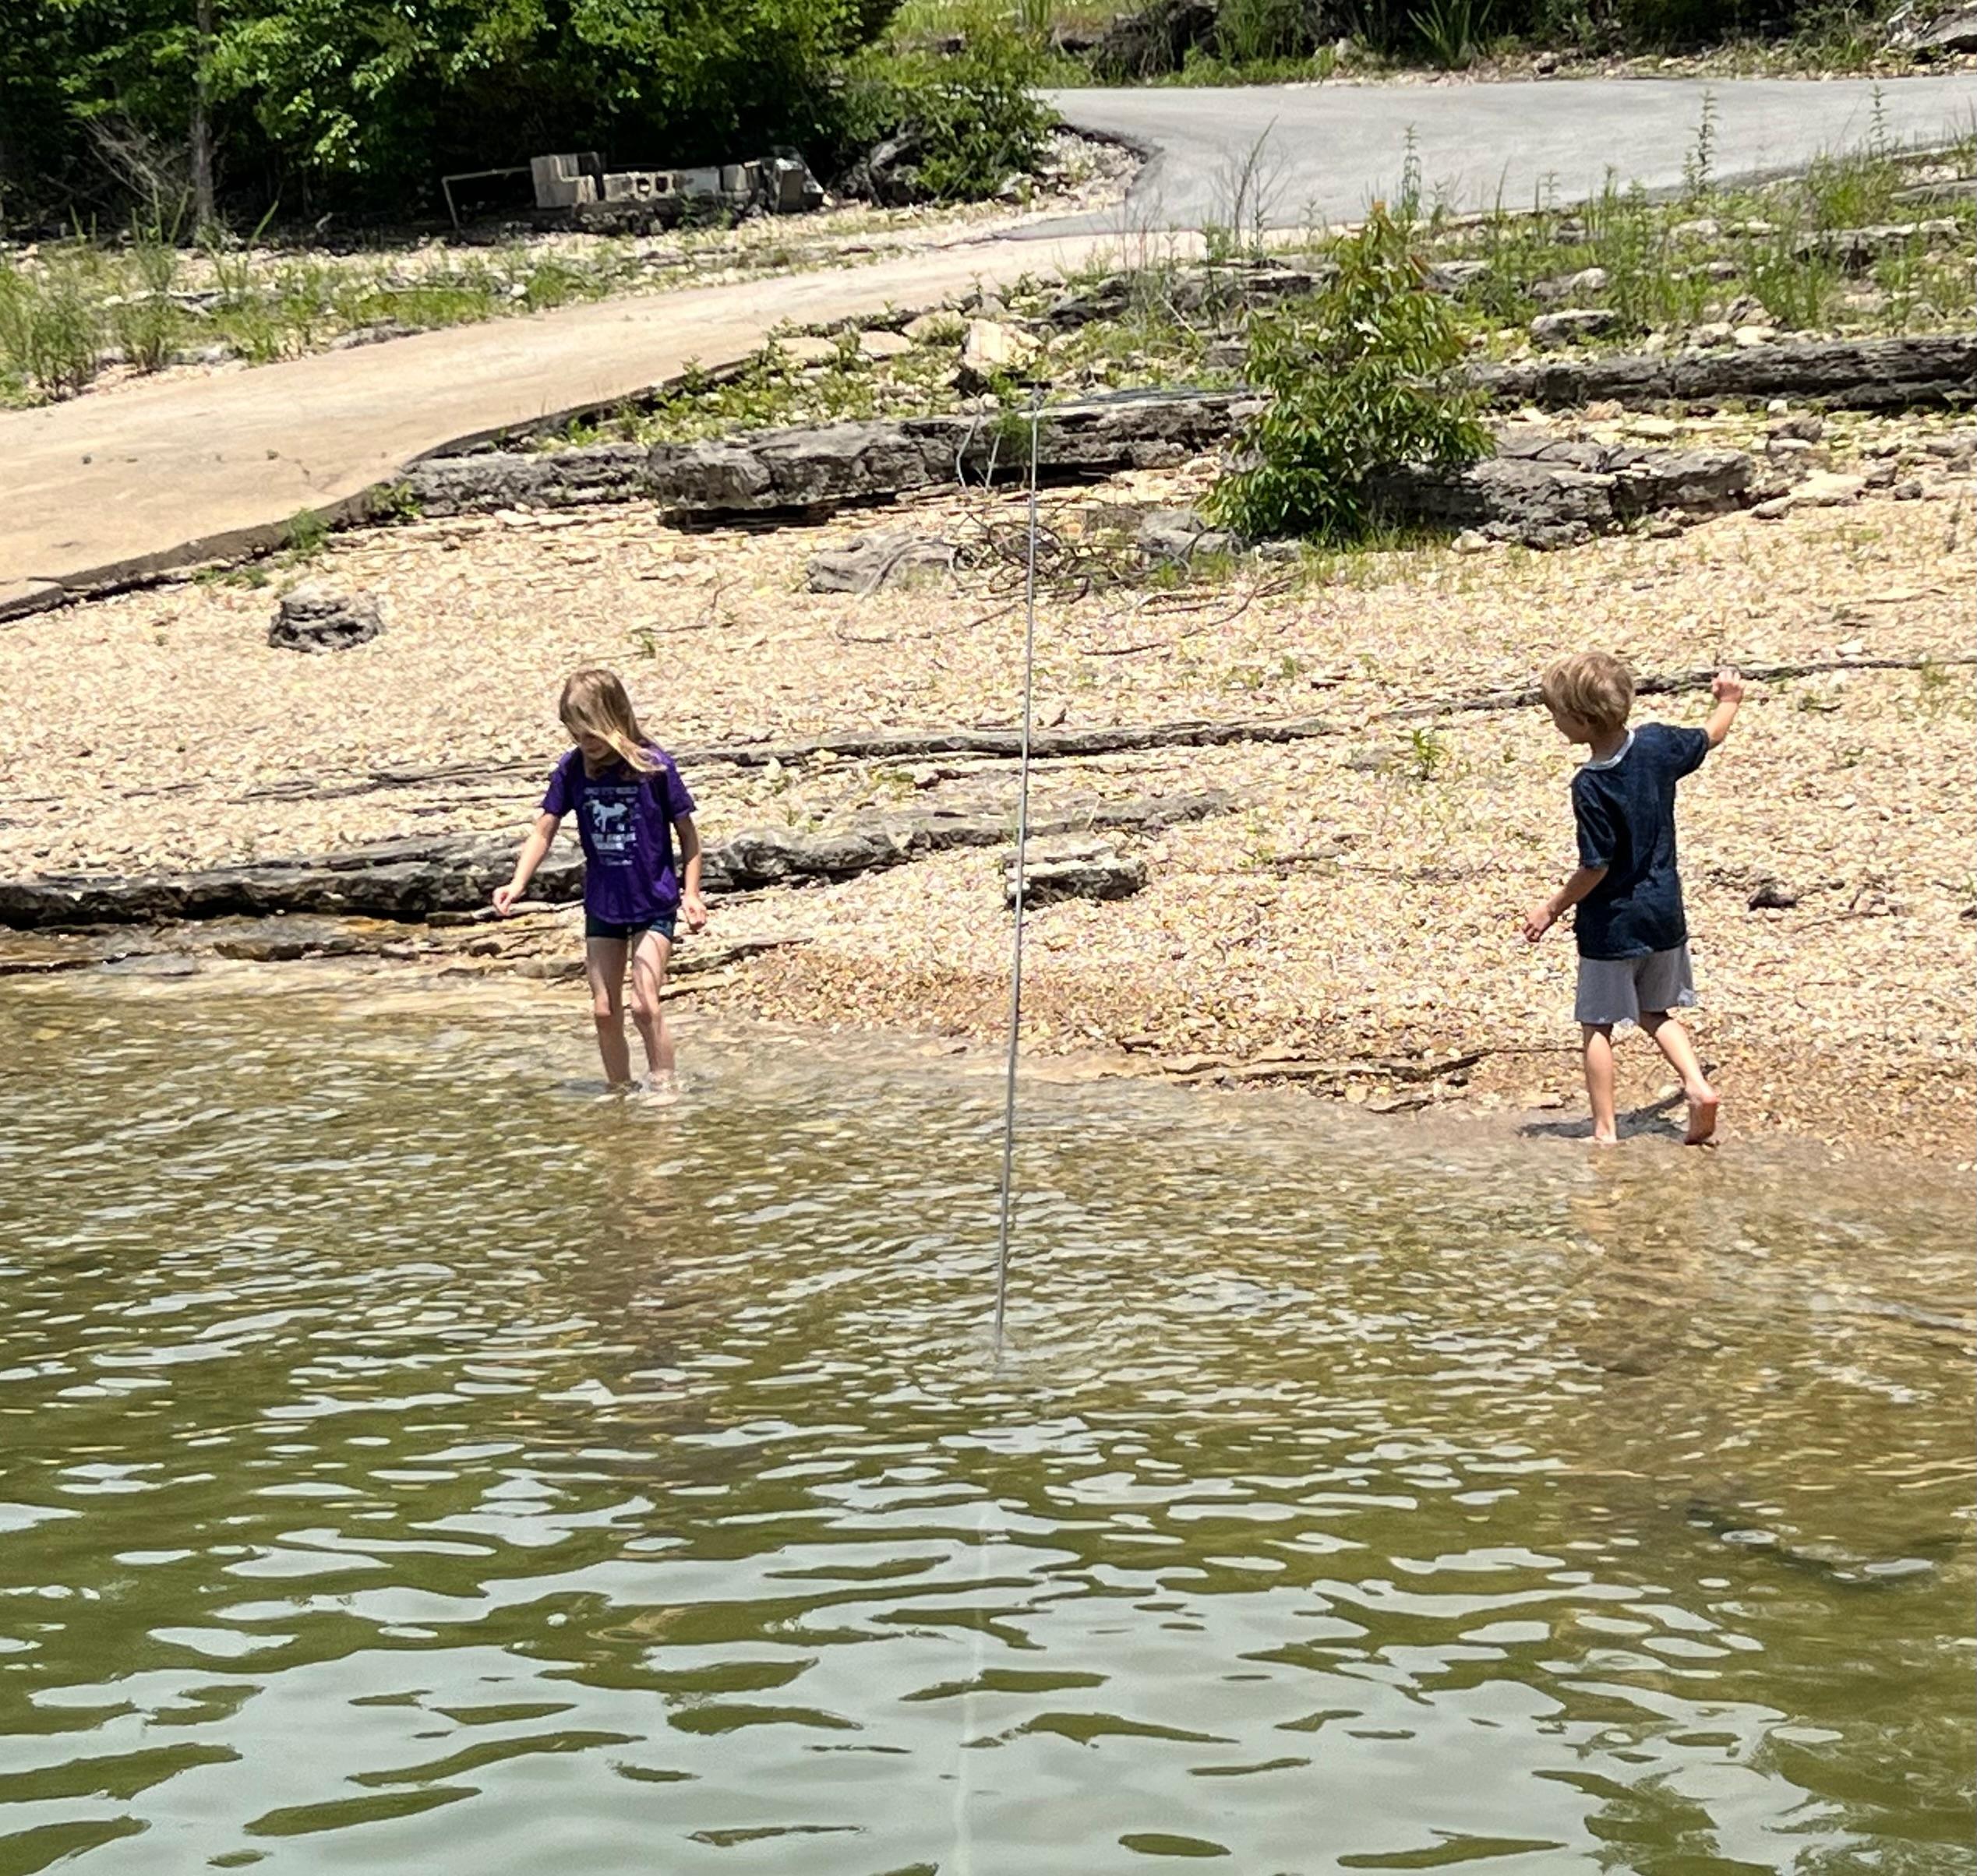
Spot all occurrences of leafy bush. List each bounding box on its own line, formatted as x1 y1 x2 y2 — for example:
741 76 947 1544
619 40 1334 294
1206 207 1490 543
838 22 1056 200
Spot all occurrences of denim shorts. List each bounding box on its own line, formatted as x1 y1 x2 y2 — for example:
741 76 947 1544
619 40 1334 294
1575 943 1696 1027
584 911 677 944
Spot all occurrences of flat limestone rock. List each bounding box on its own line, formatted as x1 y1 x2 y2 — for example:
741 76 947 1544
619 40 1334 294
1008 838 1148 908
807 531 954 594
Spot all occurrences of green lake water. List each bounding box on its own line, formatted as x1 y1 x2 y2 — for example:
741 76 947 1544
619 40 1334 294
0 966 1970 1874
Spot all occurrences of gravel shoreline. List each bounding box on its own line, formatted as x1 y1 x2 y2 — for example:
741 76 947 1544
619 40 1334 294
3 421 1970 1162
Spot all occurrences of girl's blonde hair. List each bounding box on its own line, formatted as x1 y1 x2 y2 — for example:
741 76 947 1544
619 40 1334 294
1541 651 1634 734
560 668 658 774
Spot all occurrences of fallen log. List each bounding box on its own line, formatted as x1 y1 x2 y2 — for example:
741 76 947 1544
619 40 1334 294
0 790 1230 931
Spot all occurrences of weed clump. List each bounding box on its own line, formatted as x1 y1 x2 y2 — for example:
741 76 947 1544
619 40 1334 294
1207 206 1491 545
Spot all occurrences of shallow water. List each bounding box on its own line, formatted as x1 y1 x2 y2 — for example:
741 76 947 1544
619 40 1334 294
0 968 1971 1875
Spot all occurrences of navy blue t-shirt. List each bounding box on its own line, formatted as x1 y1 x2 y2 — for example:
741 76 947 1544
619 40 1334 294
1569 722 1710 959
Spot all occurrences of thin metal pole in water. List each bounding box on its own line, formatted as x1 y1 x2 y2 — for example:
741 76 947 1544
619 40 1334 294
990 393 1043 1355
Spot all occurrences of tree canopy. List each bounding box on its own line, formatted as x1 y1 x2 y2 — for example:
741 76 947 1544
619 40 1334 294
2 0 906 227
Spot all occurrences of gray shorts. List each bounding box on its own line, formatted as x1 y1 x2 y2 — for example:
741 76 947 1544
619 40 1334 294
1575 943 1696 1028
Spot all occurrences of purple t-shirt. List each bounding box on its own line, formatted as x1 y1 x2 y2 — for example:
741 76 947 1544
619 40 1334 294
542 746 696 924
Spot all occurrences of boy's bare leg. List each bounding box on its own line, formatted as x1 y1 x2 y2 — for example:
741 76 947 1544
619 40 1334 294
627 930 675 1081
1581 1024 1619 1145
1640 1010 1718 1145
584 938 634 1086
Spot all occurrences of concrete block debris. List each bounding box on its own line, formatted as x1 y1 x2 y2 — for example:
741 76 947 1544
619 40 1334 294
535 150 824 225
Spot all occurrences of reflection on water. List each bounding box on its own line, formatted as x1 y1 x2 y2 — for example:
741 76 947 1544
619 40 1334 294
0 968 1970 1874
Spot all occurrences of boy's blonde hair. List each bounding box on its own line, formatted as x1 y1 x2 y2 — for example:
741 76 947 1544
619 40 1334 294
1541 651 1635 733
560 668 658 774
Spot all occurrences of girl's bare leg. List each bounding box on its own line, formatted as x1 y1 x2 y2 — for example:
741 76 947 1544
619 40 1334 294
627 929 675 1080
1640 1010 1718 1144
584 937 634 1086
1581 1023 1619 1145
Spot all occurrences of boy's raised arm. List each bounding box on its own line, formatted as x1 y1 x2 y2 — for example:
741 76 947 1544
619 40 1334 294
1704 667 1746 748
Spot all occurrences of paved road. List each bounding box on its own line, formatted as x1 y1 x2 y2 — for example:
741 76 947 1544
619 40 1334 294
1039 75 1977 233
6 74 1975 612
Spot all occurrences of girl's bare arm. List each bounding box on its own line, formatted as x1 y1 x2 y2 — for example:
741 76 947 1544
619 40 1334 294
676 816 708 931
495 812 560 914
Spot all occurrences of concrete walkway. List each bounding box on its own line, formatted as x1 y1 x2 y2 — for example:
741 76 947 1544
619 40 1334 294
6 74 1975 614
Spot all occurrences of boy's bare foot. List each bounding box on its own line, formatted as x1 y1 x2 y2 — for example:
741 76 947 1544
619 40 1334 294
1590 1128 1619 1148
1685 1082 1719 1146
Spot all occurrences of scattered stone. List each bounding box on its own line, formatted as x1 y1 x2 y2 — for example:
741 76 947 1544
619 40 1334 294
267 584 383 653
1136 508 1237 562
807 531 953 594
957 319 1040 389
1733 324 1781 349
1009 838 1148 908
776 334 840 368
1425 259 1490 293
1753 495 1794 520
1889 4 1977 54
1689 322 1735 347
1767 411 1826 442
1791 471 1867 508
1894 477 1926 499
1452 529 1492 554
1625 415 1681 440
858 329 913 360
1532 48 1559 72
328 323 415 351
1748 876 1802 911
1671 217 1721 242
903 311 963 345
1529 309 1620 346
1532 266 1610 304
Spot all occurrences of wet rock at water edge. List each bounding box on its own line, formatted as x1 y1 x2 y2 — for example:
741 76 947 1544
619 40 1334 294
269 584 383 652
1010 838 1148 908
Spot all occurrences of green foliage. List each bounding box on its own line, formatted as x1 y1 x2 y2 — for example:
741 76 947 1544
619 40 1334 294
842 20 1055 200
1206 207 1490 545
0 256 102 397
5 0 908 228
1412 0 1492 65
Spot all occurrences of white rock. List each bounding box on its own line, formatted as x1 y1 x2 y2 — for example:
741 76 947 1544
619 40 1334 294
1791 471 1866 508
859 329 913 359
958 319 1039 386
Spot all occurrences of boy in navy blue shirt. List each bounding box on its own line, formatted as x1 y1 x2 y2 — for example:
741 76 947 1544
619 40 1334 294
1523 651 1745 1147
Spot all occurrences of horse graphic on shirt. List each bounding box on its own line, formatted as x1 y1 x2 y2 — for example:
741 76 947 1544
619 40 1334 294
584 792 637 860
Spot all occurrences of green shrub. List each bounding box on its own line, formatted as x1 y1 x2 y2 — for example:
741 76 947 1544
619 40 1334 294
839 23 1055 200
1206 207 1490 544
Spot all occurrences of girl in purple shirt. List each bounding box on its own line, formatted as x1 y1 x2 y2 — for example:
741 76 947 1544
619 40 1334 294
494 668 708 1089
